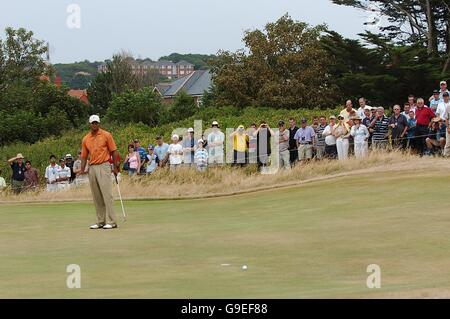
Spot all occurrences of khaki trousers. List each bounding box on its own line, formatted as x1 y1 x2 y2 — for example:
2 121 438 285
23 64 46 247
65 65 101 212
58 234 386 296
88 162 116 225
279 150 291 169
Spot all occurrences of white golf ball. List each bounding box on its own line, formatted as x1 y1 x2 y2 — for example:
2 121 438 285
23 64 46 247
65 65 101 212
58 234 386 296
242 265 248 270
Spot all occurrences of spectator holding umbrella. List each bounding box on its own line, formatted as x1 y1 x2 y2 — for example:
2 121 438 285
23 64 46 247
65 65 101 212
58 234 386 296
7 153 26 194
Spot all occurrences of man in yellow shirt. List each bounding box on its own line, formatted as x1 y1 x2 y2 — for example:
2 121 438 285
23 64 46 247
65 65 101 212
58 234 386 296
230 125 249 167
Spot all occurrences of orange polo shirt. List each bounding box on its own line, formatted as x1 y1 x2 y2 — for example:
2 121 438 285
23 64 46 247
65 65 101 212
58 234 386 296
81 128 117 165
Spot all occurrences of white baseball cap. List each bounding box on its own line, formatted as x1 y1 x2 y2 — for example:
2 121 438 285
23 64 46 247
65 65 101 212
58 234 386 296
440 81 447 85
187 128 194 133
89 115 100 123
65 154 73 159
172 134 179 140
212 121 219 127
197 139 205 144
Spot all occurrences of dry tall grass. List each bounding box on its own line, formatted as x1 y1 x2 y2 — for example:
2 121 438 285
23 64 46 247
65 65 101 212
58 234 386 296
1 150 448 203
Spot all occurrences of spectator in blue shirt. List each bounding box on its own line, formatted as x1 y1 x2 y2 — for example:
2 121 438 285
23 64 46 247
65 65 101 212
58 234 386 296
154 136 169 168
406 111 417 150
133 139 148 174
146 145 160 174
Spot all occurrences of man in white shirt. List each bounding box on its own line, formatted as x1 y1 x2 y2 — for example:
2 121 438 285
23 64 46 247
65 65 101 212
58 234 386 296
357 97 371 119
436 92 450 120
207 121 225 166
45 155 60 192
430 81 450 101
321 115 337 159
57 158 71 190
168 134 183 171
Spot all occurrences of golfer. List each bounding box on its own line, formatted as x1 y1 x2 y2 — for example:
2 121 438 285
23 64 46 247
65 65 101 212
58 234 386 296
80 115 120 230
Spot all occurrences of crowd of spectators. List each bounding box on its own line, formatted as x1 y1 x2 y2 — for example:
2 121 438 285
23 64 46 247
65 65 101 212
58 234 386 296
2 80 449 194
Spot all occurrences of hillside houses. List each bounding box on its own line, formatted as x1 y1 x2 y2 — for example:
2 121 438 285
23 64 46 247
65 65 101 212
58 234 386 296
98 59 194 79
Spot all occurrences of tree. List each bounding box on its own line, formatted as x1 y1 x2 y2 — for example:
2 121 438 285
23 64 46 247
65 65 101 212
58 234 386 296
0 27 52 92
106 87 164 126
87 72 113 115
211 14 336 109
168 91 197 122
321 30 443 106
331 0 450 60
87 52 160 114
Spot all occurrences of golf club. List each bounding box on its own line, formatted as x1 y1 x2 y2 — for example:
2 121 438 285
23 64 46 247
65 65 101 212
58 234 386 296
115 175 127 222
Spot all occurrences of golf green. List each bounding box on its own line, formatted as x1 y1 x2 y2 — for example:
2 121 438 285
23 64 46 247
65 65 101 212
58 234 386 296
1 170 450 298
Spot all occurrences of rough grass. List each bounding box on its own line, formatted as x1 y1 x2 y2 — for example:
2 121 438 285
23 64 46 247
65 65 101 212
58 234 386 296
0 150 435 203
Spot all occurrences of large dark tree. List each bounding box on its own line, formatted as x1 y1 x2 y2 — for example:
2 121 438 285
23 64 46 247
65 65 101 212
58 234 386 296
331 0 450 74
211 14 337 109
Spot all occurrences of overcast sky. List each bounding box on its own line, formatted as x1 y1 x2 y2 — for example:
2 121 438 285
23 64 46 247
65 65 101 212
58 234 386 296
0 0 372 63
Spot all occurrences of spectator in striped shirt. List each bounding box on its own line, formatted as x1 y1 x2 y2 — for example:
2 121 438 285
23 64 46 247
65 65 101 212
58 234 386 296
314 116 327 160
370 107 390 149
194 139 208 172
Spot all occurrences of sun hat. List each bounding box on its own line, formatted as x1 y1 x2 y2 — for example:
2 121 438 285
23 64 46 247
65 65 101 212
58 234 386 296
16 153 24 159
89 115 100 123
